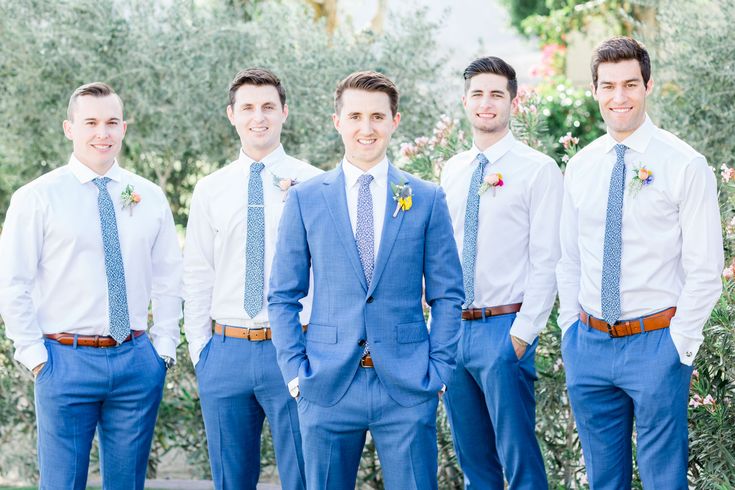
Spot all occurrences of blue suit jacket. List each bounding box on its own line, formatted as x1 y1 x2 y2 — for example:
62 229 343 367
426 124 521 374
268 163 463 407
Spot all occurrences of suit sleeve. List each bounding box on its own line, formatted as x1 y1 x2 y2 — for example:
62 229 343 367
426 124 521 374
268 187 310 384
423 185 464 387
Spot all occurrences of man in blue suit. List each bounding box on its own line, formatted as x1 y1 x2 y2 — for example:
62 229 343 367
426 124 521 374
269 71 464 489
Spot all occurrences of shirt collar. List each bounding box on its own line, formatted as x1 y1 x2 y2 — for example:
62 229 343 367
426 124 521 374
342 156 389 189
473 130 516 165
602 114 654 155
68 154 123 184
238 144 286 171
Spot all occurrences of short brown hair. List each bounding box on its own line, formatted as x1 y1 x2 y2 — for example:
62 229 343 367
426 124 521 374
591 37 651 88
334 71 399 116
228 68 286 108
67 82 123 121
463 56 518 99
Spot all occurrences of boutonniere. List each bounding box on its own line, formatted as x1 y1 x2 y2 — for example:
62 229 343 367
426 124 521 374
272 175 298 202
390 182 413 218
628 164 653 196
478 172 504 197
120 184 141 216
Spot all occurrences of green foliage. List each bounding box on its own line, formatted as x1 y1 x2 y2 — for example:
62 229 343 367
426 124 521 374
0 0 450 225
498 0 550 32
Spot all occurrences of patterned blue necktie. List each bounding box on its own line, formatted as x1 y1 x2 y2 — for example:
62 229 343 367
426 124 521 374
461 153 489 308
244 162 266 318
355 174 375 285
601 144 627 325
92 177 131 344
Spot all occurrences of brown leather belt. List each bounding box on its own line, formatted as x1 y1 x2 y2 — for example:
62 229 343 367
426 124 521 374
215 323 271 341
360 353 374 368
462 303 522 320
45 330 145 348
580 307 676 338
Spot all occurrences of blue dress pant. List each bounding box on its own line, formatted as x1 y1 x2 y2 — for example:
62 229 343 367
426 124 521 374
196 333 305 490
562 319 693 489
297 367 440 490
444 313 547 489
34 333 166 490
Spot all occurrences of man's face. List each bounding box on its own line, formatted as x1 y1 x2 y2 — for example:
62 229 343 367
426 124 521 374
462 73 514 137
227 84 288 157
333 89 400 169
63 94 126 170
593 59 653 141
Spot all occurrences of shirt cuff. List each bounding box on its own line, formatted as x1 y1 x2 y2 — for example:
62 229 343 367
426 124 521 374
669 330 700 366
288 377 299 398
15 341 48 372
151 334 178 361
509 318 540 345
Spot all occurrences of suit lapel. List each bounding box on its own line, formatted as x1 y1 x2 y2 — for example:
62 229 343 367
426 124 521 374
321 164 368 292
369 163 406 295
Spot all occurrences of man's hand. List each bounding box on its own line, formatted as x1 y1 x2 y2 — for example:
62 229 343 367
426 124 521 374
32 362 46 378
510 335 528 360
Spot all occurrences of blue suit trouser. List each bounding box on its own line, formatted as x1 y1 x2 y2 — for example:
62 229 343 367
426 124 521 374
444 313 547 489
562 319 692 489
297 367 440 490
196 334 305 490
34 333 166 490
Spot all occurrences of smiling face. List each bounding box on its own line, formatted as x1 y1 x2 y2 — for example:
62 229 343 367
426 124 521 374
63 94 126 174
463 72 514 149
227 84 288 161
593 58 653 142
333 89 400 171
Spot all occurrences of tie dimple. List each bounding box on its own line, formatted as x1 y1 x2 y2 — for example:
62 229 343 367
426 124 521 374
355 174 375 285
601 144 627 325
461 153 489 308
244 162 266 318
93 177 131 344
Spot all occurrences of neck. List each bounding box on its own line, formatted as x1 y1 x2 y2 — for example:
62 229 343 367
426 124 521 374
473 126 509 152
242 144 278 163
76 154 115 176
347 155 384 172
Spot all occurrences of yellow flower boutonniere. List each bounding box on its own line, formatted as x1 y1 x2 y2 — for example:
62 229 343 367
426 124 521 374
120 184 141 216
391 182 413 218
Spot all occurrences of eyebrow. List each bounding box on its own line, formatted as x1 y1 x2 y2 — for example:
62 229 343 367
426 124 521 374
82 117 121 122
600 78 642 85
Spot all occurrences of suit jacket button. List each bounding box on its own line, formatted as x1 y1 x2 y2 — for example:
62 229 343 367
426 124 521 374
366 296 374 303
358 339 366 347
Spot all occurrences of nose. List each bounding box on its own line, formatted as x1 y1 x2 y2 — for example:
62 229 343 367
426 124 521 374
359 118 373 135
612 86 627 104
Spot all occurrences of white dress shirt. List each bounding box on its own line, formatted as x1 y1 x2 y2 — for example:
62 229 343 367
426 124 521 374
183 145 323 365
556 115 723 364
0 155 183 371
441 131 563 343
342 157 388 258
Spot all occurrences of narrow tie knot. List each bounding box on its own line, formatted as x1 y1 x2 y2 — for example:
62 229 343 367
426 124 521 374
614 144 627 159
477 153 489 167
93 177 111 190
250 162 265 174
358 173 374 188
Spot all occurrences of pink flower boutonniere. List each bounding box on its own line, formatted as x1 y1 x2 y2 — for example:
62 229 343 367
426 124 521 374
478 172 504 197
629 164 653 196
120 184 141 216
273 175 298 201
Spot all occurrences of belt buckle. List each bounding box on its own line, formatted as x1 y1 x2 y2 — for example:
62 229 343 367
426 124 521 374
248 328 267 342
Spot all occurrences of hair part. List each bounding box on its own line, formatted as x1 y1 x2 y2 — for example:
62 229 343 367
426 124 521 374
591 37 651 88
67 82 123 121
334 71 399 116
463 56 518 99
228 68 286 108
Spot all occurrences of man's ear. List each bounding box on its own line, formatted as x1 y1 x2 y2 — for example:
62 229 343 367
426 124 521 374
226 104 235 126
590 82 598 101
63 120 73 141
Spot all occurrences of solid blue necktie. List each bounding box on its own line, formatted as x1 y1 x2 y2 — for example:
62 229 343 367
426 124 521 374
461 153 489 308
93 177 131 344
601 144 628 325
355 174 375 285
244 162 266 318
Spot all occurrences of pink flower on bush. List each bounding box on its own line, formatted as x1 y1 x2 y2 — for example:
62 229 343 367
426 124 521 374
723 265 734 280
559 132 579 150
721 163 735 183
690 394 703 408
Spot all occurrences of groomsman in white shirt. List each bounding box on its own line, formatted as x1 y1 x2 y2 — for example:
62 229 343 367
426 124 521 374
183 68 321 490
556 37 723 489
441 56 561 488
0 82 182 490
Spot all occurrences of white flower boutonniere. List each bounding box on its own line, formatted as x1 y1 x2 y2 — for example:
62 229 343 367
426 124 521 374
273 175 298 201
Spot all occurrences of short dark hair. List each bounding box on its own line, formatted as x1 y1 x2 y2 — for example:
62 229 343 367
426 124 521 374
463 56 518 99
591 37 651 88
334 71 399 116
67 82 123 121
228 68 286 107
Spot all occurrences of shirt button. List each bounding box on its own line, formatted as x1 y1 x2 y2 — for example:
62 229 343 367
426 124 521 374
358 339 367 347
366 296 374 303
685 352 693 357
